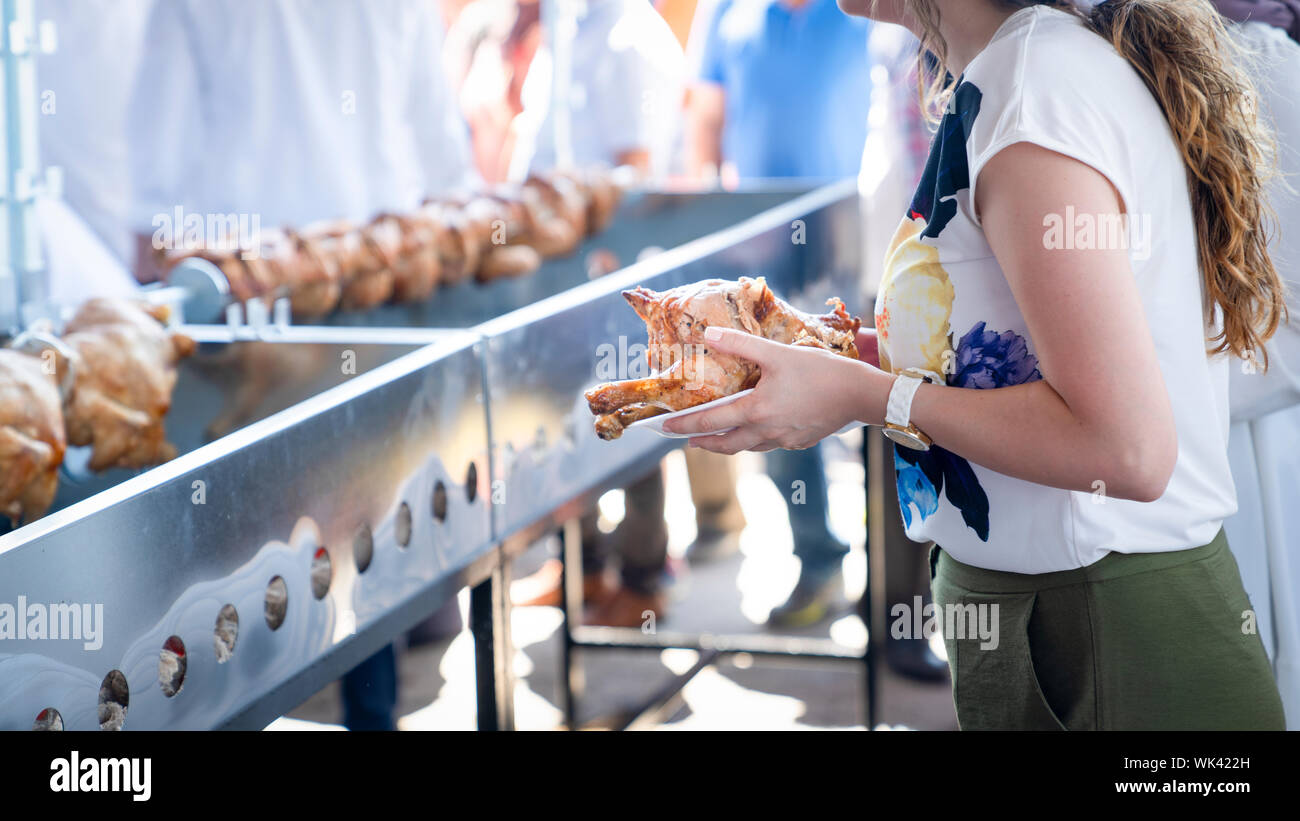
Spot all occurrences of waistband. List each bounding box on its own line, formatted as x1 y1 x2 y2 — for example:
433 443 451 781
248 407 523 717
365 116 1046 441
931 528 1229 594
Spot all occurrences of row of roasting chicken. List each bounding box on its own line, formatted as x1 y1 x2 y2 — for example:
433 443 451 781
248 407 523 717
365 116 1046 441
157 168 624 318
0 299 195 526
0 168 624 527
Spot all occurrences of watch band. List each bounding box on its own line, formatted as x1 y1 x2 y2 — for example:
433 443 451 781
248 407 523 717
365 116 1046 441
886 373 925 428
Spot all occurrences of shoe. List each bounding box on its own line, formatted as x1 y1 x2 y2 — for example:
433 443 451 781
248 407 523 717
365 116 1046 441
510 558 615 609
585 586 666 629
684 526 742 565
767 567 843 629
885 639 949 682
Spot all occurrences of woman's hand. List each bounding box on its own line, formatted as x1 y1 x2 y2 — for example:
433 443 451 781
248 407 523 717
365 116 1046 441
662 326 895 454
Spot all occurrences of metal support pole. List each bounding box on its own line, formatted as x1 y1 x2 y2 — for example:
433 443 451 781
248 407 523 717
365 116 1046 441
1 0 52 334
864 428 887 730
559 517 583 729
471 552 515 731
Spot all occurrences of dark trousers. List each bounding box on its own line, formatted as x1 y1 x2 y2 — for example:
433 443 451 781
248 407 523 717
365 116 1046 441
582 466 668 594
341 644 398 731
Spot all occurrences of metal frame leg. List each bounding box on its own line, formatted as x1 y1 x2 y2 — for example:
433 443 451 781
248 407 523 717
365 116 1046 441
559 518 583 729
864 428 886 731
471 553 515 731
550 429 882 731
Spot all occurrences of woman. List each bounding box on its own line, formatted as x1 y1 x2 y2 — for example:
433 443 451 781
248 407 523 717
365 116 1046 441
665 0 1288 729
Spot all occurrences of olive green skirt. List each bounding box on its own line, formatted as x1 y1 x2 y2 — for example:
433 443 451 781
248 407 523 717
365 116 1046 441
929 529 1286 730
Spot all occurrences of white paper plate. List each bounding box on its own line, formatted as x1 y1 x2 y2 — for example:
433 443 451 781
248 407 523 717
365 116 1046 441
625 390 755 438
626 390 861 439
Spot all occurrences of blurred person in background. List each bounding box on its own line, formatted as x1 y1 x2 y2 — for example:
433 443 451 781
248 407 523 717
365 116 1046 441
683 0 871 628
127 0 476 730
37 0 153 270
1212 0 1300 729
686 0 872 184
508 0 688 627
444 0 542 181
34 0 153 303
657 0 703 46
128 0 476 282
506 0 686 180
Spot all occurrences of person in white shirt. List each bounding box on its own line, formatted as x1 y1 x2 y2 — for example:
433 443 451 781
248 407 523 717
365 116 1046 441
127 0 477 281
506 0 685 180
37 0 153 270
32 0 153 303
125 0 476 730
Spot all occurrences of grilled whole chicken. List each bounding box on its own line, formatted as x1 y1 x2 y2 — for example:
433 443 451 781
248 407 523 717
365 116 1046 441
299 220 395 312
585 277 861 440
372 212 443 303
0 350 66 525
427 205 483 285
522 176 584 257
258 229 342 318
59 299 197 471
154 164 626 319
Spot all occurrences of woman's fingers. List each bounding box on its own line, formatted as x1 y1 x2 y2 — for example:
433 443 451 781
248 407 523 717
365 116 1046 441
688 427 769 455
702 326 787 366
664 395 752 435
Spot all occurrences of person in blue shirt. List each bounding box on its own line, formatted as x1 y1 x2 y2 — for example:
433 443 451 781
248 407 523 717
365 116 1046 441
684 0 870 627
687 0 872 182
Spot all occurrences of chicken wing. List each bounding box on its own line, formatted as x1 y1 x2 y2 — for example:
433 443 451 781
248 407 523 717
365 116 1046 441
59 299 196 471
0 350 66 525
585 277 860 439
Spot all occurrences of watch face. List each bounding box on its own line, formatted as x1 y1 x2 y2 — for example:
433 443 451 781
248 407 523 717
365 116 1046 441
883 426 931 451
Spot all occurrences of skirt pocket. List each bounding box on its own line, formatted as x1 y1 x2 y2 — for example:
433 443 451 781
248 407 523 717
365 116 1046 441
932 581 1067 731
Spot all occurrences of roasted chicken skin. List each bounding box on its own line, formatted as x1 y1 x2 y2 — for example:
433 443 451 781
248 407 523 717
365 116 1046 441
156 165 626 320
371 212 443 303
299 220 395 312
585 277 860 440
0 350 66 525
58 299 196 471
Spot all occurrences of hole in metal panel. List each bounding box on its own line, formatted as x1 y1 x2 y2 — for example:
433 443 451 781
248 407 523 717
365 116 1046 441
396 502 412 548
265 576 288 631
432 481 448 523
33 708 63 731
354 523 374 573
310 547 332 599
465 462 478 503
214 604 239 662
97 670 129 731
159 635 187 697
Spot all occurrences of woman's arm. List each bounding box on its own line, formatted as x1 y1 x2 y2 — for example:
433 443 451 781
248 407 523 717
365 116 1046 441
667 142 1179 503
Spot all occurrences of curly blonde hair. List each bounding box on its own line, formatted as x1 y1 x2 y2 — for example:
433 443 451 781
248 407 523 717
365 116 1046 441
902 0 1287 367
